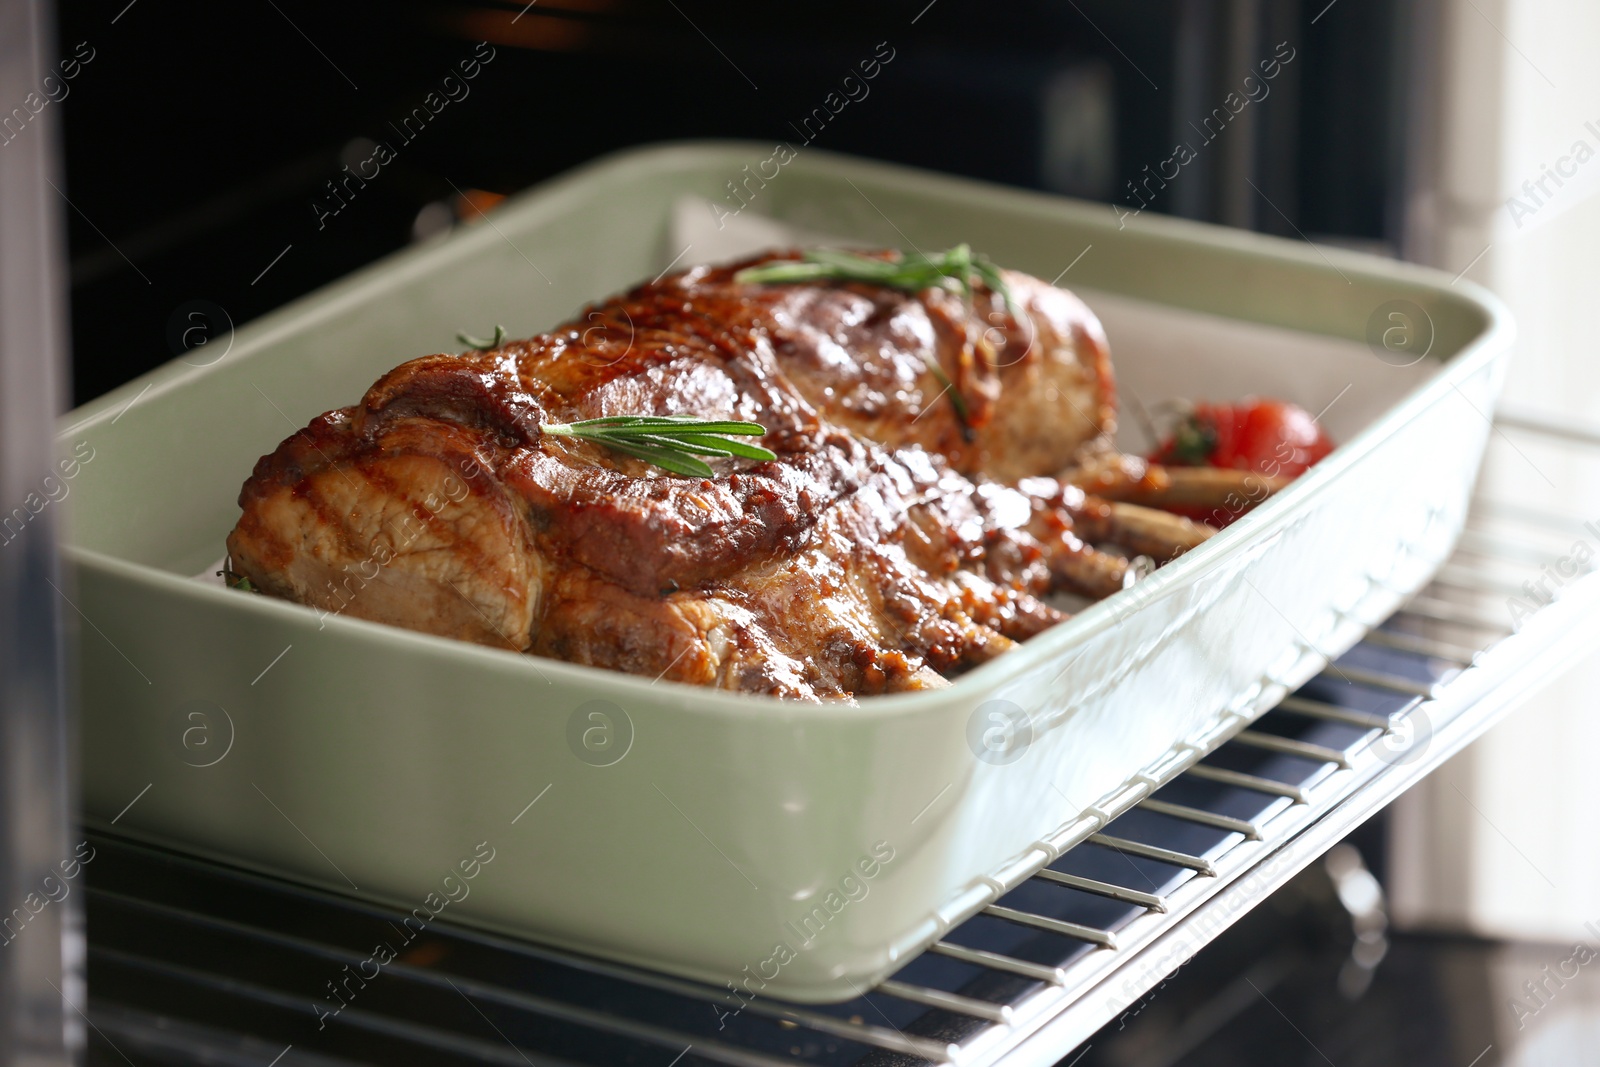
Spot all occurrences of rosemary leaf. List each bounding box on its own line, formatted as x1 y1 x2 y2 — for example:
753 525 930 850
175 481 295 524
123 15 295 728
540 415 775 477
219 568 257 593
736 244 1019 319
457 324 508 350
670 433 781 460
922 359 970 423
604 433 730 457
592 438 716 478
736 245 1025 430
619 433 738 457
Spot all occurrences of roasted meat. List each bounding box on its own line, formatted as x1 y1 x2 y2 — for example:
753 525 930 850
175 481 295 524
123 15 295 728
226 252 1211 700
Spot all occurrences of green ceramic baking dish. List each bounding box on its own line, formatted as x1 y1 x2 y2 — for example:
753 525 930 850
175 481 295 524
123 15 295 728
61 142 1511 1002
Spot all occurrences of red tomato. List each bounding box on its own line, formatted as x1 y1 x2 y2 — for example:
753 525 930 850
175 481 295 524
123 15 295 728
1150 398 1334 478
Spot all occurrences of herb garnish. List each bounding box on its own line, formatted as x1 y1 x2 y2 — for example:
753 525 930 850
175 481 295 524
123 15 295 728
455 324 772 477
541 415 775 478
219 567 257 593
734 244 1022 321
458 324 508 350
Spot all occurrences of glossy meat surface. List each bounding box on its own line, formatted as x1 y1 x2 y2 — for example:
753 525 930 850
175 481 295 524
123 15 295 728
227 253 1134 700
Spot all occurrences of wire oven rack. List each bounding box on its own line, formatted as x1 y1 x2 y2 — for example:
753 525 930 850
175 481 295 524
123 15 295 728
80 415 1600 1067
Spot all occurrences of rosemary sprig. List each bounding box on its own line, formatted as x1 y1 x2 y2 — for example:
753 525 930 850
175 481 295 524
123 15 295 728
542 415 775 478
218 567 257 593
734 244 1023 321
458 324 508 350
452 322 771 476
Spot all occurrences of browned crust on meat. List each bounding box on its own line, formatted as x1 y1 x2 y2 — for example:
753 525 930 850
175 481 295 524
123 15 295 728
227 251 1143 700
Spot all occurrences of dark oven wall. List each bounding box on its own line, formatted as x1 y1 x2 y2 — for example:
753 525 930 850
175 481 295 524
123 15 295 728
53 0 1406 406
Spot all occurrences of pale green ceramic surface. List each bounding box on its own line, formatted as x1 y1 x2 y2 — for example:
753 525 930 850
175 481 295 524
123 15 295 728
63 142 1512 1001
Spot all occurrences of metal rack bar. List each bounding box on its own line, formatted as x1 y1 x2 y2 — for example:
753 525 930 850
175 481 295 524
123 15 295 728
1431 566 1538 600
1471 495 1600 535
1356 626 1480 665
1393 594 1513 635
1028 870 1169 912
1231 730 1352 768
1329 663 1439 699
1452 531 1566 567
1136 798 1262 840
1181 764 1308 802
1085 835 1217 875
874 982 1014 1025
1276 694 1398 730
982 906 1120 948
926 942 1068 985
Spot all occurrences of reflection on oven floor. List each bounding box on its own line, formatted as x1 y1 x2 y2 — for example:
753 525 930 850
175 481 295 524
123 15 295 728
1074 841 1600 1067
